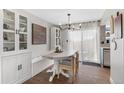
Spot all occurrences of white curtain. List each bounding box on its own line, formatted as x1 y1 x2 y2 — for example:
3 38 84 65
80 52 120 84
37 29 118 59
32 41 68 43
81 22 100 63
61 21 100 63
68 31 82 60
61 30 81 51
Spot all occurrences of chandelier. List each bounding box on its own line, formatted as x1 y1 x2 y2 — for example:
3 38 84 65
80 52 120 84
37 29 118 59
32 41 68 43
67 13 71 30
60 13 82 31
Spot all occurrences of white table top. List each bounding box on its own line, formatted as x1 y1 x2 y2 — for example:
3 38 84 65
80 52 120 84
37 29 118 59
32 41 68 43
43 50 77 60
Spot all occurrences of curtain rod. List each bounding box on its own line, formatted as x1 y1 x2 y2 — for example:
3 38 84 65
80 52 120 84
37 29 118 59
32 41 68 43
79 20 100 24
62 20 100 26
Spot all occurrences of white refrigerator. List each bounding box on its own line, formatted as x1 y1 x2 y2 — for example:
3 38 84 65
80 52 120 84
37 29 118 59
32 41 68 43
110 19 124 83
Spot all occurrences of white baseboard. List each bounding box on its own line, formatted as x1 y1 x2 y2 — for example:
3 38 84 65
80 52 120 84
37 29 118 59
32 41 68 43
17 74 32 84
110 77 115 84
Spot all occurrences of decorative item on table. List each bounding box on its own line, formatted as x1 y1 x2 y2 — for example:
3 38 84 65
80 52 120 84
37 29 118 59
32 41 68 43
55 45 63 53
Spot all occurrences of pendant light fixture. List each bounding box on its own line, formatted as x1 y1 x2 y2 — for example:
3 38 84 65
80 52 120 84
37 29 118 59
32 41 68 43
60 13 82 31
67 13 71 30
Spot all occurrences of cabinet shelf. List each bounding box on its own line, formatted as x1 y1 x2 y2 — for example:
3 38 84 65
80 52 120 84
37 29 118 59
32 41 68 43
19 42 27 43
20 22 27 26
4 42 15 43
105 30 110 32
19 32 27 34
4 18 15 22
3 29 15 33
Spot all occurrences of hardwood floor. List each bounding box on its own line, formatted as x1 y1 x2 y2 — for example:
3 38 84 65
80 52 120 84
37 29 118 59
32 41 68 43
24 63 110 84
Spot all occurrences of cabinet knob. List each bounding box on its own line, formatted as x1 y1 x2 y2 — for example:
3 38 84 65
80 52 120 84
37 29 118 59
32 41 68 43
112 38 117 50
16 29 18 34
16 29 20 34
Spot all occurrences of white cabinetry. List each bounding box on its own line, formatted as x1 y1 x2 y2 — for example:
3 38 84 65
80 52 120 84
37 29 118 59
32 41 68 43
50 27 61 50
17 53 31 83
2 9 28 52
2 55 18 84
2 53 31 84
103 49 110 66
0 9 31 84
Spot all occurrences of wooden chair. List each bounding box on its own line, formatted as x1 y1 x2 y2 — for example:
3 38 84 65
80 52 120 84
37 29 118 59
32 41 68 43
59 52 79 83
75 52 79 74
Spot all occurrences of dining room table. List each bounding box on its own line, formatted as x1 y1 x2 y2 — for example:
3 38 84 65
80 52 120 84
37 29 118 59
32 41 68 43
43 49 77 82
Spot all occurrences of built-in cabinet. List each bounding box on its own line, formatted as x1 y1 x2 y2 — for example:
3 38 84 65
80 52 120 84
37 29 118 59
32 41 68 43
0 9 31 84
2 55 17 83
3 9 28 52
100 25 110 67
103 49 110 66
100 25 110 47
50 27 61 50
3 9 15 52
2 53 31 84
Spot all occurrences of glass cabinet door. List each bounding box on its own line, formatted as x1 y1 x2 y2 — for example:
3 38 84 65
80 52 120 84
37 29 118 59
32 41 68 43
19 15 27 50
56 29 61 46
3 9 15 52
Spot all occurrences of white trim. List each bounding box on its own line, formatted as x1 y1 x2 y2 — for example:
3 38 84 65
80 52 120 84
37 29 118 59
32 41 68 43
32 59 54 77
32 56 44 63
110 76 115 84
16 73 32 84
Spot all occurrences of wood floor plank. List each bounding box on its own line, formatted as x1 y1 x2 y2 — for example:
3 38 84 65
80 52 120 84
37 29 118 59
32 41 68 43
24 63 110 84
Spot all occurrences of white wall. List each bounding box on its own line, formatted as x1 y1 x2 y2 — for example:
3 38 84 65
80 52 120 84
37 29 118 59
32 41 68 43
0 10 2 83
0 55 1 83
101 9 118 25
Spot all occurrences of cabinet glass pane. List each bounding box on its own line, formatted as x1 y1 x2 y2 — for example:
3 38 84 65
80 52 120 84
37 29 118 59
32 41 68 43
3 9 15 31
19 15 27 32
19 34 27 50
19 15 27 50
3 9 15 20
3 10 15 52
3 32 15 43
19 34 27 43
19 43 27 50
3 43 15 52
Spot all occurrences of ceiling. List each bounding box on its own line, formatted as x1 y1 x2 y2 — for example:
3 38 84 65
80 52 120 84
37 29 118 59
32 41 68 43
26 9 105 25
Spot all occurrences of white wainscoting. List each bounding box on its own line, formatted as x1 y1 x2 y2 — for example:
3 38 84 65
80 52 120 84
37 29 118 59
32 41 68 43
32 58 54 77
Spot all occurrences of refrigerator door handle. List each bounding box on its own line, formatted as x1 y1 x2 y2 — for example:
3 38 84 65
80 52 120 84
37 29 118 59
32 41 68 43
114 41 117 50
112 38 117 50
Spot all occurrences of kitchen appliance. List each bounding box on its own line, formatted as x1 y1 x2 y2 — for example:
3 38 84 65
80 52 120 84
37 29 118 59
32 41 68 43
110 12 124 83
